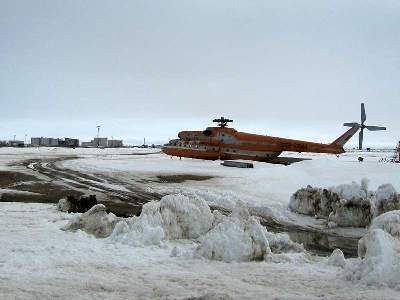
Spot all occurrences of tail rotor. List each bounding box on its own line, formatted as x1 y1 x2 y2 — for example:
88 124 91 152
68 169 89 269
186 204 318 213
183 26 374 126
344 103 386 150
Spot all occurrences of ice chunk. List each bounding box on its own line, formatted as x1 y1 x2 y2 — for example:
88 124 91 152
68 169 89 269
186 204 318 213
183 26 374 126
289 185 321 216
331 180 369 201
160 194 213 239
109 194 213 246
265 231 304 253
108 201 164 246
289 186 341 218
328 198 373 227
374 184 400 216
327 249 346 268
345 229 400 288
290 180 375 228
63 204 120 238
196 202 270 262
370 210 400 239
57 198 71 213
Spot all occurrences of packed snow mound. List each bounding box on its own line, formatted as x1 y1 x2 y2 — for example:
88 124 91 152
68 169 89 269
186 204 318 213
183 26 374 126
370 210 400 239
374 184 400 216
327 249 346 268
196 202 270 262
328 198 373 228
344 229 400 288
109 194 213 246
108 201 164 246
331 179 370 201
63 204 120 238
160 194 213 239
57 198 72 213
265 231 304 254
290 180 375 228
289 185 341 217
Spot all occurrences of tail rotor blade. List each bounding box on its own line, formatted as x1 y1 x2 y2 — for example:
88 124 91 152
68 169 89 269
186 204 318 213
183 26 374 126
343 122 359 127
359 129 364 150
365 125 386 131
361 103 366 124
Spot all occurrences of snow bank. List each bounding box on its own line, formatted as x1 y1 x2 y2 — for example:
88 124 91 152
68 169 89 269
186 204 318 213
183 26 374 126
108 201 164 246
108 194 214 246
289 185 340 217
328 198 373 227
289 180 376 228
344 229 400 288
343 211 400 288
374 184 400 216
63 204 120 238
196 202 304 262
160 194 213 239
370 210 400 239
196 202 270 262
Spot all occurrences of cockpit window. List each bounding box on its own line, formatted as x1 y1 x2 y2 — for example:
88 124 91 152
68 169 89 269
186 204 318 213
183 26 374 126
203 129 212 136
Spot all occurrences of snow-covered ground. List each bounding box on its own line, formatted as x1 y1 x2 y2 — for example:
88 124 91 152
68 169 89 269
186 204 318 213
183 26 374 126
2 202 400 300
1 147 399 299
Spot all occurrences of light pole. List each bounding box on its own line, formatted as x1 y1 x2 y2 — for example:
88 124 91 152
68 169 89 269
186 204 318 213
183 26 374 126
96 125 101 147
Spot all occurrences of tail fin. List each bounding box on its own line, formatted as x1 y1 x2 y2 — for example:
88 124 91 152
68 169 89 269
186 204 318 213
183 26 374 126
331 125 360 147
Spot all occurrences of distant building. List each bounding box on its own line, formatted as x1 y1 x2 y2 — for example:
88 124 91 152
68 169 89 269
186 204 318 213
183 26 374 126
81 142 93 148
9 140 25 147
93 137 108 147
31 137 41 147
108 140 123 148
31 137 78 147
64 138 79 148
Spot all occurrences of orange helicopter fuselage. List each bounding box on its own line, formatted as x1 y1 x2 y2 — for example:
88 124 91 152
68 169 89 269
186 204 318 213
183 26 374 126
162 125 358 162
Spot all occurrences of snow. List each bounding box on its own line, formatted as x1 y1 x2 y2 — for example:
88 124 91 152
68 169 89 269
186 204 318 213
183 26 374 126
1 148 399 298
108 194 214 247
370 210 400 239
196 202 271 262
374 184 400 216
342 211 400 288
289 180 374 228
57 198 71 212
345 229 400 288
159 194 214 239
1 202 399 299
327 249 346 268
63 204 120 238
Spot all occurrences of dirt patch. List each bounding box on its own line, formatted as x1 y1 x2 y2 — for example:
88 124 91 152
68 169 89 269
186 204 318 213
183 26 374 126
0 171 38 188
1 181 84 203
156 174 214 183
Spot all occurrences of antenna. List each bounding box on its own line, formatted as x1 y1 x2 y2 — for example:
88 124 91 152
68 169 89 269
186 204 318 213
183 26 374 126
213 117 233 128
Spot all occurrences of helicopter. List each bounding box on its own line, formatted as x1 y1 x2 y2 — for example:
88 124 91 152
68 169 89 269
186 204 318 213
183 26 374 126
162 104 386 162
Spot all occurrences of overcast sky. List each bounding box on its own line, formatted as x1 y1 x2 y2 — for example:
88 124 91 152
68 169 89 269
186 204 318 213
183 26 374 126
1 0 399 146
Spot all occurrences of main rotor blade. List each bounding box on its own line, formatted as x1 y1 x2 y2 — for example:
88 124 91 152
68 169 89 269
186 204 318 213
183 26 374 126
365 125 386 131
343 122 359 127
359 129 364 150
361 103 366 124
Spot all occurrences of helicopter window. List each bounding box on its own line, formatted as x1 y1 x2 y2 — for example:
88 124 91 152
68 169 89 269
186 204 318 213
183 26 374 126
203 130 212 136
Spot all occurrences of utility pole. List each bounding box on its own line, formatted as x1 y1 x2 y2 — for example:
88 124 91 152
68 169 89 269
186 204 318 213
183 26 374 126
24 134 27 145
96 125 101 147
